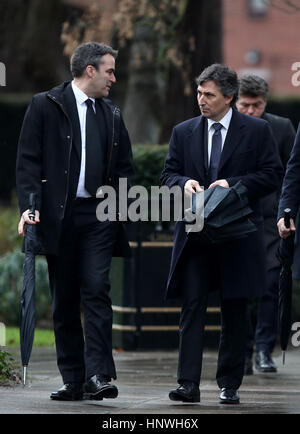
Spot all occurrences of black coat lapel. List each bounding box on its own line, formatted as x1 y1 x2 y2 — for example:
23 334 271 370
218 109 246 172
189 116 208 180
62 84 82 161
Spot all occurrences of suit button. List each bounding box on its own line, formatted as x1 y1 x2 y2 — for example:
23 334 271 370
108 177 112 182
64 170 68 174
60 205 63 209
114 142 118 147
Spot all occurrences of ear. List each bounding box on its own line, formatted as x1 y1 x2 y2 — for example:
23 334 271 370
225 95 234 106
85 65 95 78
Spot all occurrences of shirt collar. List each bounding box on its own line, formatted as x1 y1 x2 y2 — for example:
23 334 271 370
71 80 95 106
207 107 233 131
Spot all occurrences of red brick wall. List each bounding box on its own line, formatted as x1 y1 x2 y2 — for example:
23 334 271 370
223 0 300 96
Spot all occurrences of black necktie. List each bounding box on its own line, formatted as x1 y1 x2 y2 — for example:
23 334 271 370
208 122 223 184
85 99 104 196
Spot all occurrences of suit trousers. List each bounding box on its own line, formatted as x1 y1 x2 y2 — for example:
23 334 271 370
46 198 118 383
177 239 248 389
246 267 279 357
246 215 281 357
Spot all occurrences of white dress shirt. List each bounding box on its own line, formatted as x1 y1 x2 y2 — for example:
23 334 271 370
71 80 96 198
207 108 232 165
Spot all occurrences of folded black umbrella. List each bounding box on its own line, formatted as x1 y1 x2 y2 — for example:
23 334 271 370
278 208 295 364
186 181 257 243
20 193 38 386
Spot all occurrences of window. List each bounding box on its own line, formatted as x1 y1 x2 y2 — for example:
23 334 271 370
248 0 269 17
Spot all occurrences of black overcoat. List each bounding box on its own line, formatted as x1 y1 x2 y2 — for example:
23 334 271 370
16 81 134 256
277 124 300 278
278 124 300 220
161 109 283 300
260 112 295 272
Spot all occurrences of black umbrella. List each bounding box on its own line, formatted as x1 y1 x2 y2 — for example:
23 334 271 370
20 193 38 386
278 208 295 364
186 181 257 243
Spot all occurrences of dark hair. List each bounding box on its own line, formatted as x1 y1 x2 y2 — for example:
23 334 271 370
195 64 239 106
70 42 118 78
238 75 268 99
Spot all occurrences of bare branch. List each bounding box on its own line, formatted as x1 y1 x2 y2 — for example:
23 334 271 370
267 0 300 13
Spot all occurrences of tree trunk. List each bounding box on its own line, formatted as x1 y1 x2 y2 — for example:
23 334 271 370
0 0 76 93
122 24 165 145
160 0 223 143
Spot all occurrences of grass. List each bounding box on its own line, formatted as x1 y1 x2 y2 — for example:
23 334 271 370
5 327 55 347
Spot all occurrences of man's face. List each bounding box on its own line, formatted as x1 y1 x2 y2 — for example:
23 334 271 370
236 95 266 118
88 53 116 98
197 80 233 121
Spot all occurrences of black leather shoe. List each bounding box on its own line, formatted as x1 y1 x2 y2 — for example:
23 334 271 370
50 383 83 401
219 388 240 404
83 375 118 400
169 381 200 403
255 350 277 372
244 356 253 375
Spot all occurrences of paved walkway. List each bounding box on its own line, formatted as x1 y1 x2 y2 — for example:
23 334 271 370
0 345 299 414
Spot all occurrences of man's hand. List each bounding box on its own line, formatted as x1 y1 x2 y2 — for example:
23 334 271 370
18 209 40 236
208 179 229 189
184 179 204 197
277 217 296 239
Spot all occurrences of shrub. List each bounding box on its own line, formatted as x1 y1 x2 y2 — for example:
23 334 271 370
0 248 52 326
0 349 21 384
132 144 169 189
0 204 22 256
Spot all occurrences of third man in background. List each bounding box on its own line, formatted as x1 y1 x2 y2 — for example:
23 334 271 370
236 75 296 375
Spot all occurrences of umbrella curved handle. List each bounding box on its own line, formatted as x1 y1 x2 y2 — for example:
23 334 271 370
284 208 291 229
28 193 37 222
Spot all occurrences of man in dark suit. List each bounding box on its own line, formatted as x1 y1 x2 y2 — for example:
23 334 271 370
161 64 282 404
236 75 296 375
16 42 134 401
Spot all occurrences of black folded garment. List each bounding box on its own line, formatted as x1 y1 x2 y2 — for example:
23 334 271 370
186 181 257 244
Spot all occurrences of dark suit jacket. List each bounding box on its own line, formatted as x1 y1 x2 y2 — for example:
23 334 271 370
278 123 300 220
16 81 134 256
261 112 295 218
260 112 295 271
278 123 300 279
161 109 283 300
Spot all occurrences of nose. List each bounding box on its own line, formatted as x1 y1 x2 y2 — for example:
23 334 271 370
247 105 255 115
198 94 205 105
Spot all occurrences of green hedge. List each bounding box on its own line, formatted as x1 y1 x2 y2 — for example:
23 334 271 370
0 202 22 256
0 248 52 326
132 144 169 189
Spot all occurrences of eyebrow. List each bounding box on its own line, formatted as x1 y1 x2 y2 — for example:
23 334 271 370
197 89 215 96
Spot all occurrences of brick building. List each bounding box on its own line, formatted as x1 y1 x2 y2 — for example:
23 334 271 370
223 0 300 96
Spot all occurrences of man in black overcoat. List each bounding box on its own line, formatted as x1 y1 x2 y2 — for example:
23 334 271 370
278 124 300 236
236 75 296 375
16 42 134 401
160 64 283 404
